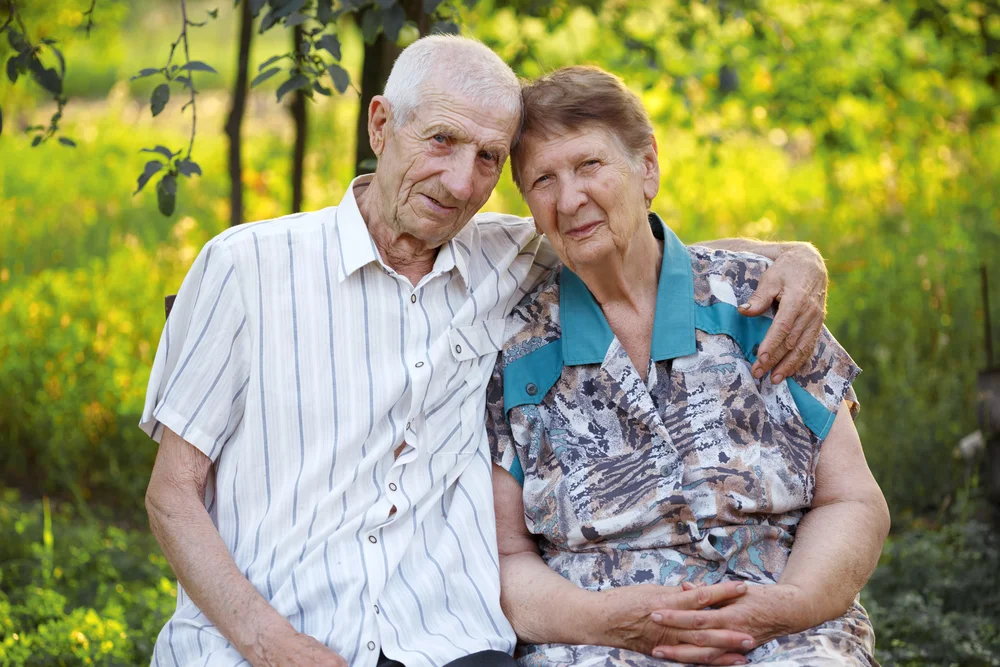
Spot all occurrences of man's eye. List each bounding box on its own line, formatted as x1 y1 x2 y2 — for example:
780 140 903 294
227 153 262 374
582 159 599 168
432 134 447 144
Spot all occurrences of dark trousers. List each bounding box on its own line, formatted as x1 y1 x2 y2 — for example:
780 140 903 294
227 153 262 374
377 650 517 667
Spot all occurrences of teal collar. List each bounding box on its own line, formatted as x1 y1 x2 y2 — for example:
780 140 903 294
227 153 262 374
559 213 696 366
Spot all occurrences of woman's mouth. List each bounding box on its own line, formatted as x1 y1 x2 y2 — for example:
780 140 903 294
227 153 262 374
565 221 603 239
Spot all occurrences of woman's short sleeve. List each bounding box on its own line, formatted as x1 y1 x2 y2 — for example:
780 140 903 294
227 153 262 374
138 240 251 462
786 325 861 439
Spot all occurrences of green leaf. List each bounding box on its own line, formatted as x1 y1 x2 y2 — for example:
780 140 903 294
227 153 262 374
134 160 163 194
150 84 170 116
179 61 218 74
131 67 161 81
423 0 444 13
317 0 335 23
258 54 285 71
260 0 307 31
177 159 202 177
30 62 62 96
57 137 76 147
47 44 66 78
208 8 219 18
251 67 281 87
6 57 17 84
382 3 406 41
328 64 350 93
141 145 177 159
312 80 332 96
318 34 341 60
7 30 28 53
286 11 308 27
362 7 383 44
31 135 42 147
175 75 194 89
249 0 267 17
276 74 309 102
157 173 178 216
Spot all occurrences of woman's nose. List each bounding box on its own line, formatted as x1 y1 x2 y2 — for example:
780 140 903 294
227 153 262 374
556 180 587 216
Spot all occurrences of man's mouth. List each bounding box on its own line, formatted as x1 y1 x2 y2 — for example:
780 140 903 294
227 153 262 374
419 193 457 214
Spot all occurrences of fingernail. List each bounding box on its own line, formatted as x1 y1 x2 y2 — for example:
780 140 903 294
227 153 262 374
742 639 754 649
736 583 747 593
734 660 747 665
753 368 764 379
653 652 665 659
739 302 750 310
759 352 770 365
651 613 663 623
772 374 783 383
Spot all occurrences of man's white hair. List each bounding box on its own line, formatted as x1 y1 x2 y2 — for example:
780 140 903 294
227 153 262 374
383 34 520 128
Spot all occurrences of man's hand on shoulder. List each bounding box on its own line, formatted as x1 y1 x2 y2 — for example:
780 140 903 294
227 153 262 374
253 627 348 667
738 242 827 383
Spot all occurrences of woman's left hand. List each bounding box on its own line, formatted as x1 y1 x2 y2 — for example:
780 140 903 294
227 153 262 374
648 583 816 661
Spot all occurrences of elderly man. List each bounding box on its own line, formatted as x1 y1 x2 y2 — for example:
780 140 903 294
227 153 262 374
141 36 830 667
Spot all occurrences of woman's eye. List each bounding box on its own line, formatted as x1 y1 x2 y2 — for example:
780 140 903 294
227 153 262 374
533 175 550 187
480 151 497 163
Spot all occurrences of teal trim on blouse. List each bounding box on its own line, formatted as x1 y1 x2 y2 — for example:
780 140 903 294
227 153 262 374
560 213 696 366
694 301 837 440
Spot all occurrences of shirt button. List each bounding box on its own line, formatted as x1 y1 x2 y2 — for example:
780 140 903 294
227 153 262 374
374 604 380 614
415 361 424 368
368 535 377 544
525 383 538 396
388 482 398 492
410 294 416 303
406 421 411 430
367 641 376 650
455 344 462 354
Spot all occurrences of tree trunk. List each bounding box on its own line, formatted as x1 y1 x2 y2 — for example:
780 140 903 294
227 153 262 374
290 24 308 212
353 0 428 177
224 0 253 227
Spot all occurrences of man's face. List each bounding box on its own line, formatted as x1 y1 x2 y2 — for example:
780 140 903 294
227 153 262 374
373 87 519 248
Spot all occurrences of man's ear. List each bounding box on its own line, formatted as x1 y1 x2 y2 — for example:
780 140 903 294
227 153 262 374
641 135 660 204
368 95 392 157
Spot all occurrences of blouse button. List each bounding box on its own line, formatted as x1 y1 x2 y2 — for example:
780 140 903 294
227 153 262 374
708 561 720 571
525 383 538 396
675 521 686 533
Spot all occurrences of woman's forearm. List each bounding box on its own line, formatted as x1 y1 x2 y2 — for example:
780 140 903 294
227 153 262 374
499 551 603 645
778 495 890 629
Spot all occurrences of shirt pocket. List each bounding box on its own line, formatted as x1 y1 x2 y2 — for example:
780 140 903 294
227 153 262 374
449 319 505 455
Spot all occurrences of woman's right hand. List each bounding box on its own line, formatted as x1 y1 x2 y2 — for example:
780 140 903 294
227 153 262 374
592 581 755 666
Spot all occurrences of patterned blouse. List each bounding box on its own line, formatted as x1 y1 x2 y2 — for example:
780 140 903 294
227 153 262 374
487 215 876 666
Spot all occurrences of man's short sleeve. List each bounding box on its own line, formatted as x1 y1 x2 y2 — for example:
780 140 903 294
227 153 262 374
139 240 251 462
486 352 523 484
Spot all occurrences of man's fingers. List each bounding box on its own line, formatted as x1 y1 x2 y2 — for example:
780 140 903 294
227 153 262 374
769 315 822 382
652 644 748 665
739 277 781 317
753 302 805 378
675 629 755 651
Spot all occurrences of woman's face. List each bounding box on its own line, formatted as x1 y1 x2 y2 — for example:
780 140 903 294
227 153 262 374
518 124 659 273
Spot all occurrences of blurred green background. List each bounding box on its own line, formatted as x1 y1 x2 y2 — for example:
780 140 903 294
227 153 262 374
1 0 999 664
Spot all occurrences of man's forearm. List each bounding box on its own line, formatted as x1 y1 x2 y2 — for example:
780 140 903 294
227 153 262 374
696 238 814 262
499 551 602 646
778 497 890 629
147 486 293 664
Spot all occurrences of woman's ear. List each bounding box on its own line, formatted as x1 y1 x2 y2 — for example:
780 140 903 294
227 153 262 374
641 135 660 205
368 95 392 156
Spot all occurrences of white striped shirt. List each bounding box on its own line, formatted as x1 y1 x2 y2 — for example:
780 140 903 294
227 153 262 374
139 176 555 667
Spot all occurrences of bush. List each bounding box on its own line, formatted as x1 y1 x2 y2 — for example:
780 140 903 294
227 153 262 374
0 490 175 666
864 505 1000 666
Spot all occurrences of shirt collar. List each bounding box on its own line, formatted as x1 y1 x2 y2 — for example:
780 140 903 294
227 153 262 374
335 174 473 291
560 213 696 366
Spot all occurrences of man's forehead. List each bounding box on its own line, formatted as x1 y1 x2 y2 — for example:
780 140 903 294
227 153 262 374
414 88 519 142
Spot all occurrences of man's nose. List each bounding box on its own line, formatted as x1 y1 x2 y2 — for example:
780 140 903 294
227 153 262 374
556 179 587 216
440 150 477 202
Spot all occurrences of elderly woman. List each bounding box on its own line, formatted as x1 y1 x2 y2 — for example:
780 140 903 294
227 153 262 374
486 66 890 666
